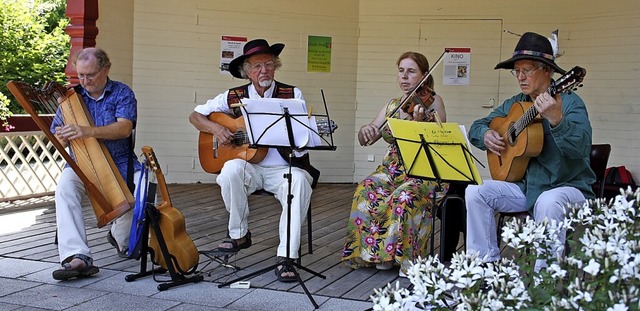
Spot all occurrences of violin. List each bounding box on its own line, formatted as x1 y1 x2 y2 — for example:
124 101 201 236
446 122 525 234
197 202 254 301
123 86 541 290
401 85 435 114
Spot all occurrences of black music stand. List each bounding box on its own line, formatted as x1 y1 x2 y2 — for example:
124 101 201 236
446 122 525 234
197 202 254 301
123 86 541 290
217 96 336 309
387 119 483 257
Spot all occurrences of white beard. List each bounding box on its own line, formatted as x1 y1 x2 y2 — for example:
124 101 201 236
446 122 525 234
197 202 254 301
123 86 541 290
259 79 273 88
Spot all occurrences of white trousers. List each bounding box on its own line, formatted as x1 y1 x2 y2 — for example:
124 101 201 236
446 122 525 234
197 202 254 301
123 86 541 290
55 167 143 263
465 180 585 269
216 159 313 259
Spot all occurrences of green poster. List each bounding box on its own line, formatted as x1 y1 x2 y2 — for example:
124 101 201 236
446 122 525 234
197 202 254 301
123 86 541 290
307 35 332 72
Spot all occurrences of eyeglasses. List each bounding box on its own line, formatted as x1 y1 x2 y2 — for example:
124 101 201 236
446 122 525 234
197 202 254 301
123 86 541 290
249 61 275 72
510 65 543 77
77 67 103 81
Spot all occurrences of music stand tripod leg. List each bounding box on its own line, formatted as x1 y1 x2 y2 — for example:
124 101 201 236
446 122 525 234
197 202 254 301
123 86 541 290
429 182 440 258
279 158 326 308
217 164 326 309
218 131 325 309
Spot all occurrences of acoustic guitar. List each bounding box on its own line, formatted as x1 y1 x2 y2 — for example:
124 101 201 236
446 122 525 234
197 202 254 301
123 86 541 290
141 146 199 274
198 112 337 174
488 66 586 181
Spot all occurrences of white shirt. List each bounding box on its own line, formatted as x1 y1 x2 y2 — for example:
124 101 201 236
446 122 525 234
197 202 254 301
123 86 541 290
193 82 305 166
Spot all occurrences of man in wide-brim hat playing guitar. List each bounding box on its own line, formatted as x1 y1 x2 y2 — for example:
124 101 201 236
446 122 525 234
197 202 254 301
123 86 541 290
465 32 595 271
189 38 318 282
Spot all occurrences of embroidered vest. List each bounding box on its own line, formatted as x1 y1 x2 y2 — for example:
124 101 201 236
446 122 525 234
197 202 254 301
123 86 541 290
226 82 320 188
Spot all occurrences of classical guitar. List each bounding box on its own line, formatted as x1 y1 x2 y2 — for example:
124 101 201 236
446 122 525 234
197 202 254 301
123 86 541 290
198 112 337 174
488 66 586 181
141 146 199 274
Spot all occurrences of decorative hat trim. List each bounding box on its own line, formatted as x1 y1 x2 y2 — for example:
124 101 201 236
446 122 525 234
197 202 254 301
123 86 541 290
513 50 555 61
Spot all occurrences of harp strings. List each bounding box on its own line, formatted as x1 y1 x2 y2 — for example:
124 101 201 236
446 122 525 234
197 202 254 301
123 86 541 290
59 94 104 194
33 84 103 194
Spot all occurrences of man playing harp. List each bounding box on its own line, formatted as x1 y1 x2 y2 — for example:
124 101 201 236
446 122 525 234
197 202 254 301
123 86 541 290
51 48 143 280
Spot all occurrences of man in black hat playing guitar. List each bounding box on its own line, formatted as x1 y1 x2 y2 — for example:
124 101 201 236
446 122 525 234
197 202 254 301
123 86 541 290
465 32 595 271
189 38 317 282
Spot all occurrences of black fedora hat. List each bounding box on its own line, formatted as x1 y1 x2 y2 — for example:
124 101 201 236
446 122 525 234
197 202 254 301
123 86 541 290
229 39 285 79
495 32 565 75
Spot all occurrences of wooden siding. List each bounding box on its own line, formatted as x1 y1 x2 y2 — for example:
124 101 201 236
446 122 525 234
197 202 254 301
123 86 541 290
93 1 640 183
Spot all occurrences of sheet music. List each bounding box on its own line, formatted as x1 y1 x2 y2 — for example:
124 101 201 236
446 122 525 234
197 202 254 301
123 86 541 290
240 98 321 148
387 118 483 185
458 124 472 151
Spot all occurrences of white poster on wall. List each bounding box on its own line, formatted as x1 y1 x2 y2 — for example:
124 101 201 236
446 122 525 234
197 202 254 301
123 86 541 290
220 36 247 74
443 47 471 86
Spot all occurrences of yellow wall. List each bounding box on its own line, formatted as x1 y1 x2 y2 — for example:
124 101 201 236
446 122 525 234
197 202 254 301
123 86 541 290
97 0 640 183
96 0 135 86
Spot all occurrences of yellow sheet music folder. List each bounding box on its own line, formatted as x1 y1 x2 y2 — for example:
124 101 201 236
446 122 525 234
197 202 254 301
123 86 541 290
387 118 482 185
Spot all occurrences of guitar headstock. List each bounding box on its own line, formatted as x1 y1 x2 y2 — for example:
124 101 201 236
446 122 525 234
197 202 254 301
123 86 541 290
141 145 162 174
551 66 587 95
141 145 172 206
316 118 338 136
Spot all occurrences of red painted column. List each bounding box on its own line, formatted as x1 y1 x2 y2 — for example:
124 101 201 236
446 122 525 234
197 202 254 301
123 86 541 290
64 0 99 85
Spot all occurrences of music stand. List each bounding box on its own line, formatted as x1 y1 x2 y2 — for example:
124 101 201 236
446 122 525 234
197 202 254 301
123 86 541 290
387 118 483 257
217 96 336 309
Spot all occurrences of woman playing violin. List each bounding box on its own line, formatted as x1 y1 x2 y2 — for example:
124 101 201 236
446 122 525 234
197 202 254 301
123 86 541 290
342 51 449 276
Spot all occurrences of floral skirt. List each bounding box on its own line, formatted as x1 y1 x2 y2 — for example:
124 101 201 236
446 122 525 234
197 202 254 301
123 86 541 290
342 169 447 271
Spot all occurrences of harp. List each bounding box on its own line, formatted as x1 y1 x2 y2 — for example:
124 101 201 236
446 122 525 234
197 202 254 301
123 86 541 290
6 80 134 228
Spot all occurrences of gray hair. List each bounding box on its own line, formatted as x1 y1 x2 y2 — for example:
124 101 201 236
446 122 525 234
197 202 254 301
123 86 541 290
537 61 555 76
73 48 112 69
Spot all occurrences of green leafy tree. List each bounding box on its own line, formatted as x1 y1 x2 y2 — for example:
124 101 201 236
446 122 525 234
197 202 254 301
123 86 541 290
0 0 70 115
0 92 12 131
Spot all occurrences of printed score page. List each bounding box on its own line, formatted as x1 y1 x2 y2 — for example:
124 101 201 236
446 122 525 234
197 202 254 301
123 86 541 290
387 118 482 185
240 98 321 148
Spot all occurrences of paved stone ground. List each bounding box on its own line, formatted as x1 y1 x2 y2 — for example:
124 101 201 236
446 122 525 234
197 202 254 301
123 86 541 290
0 257 372 311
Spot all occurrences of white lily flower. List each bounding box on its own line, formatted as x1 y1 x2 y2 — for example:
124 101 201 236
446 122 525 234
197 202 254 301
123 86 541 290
583 259 601 276
371 188 640 311
607 303 629 311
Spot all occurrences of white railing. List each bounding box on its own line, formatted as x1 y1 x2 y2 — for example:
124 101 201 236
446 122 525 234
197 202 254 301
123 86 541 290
0 116 64 203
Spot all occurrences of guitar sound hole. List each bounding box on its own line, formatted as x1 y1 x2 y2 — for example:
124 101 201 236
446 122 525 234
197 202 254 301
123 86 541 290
232 131 247 146
507 123 518 146
507 131 518 146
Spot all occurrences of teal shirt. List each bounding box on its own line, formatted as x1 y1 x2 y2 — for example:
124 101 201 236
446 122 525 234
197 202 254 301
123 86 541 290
468 91 596 211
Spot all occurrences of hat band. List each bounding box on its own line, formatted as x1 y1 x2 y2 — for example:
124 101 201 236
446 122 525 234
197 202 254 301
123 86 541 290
513 50 555 60
244 46 271 56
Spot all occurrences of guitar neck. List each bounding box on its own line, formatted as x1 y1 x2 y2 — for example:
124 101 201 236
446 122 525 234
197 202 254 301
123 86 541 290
141 146 172 208
153 168 172 208
512 80 563 138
